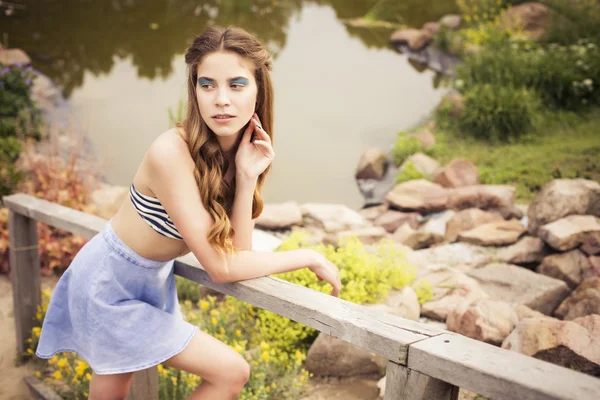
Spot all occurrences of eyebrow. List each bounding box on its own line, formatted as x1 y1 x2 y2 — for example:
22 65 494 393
198 76 249 82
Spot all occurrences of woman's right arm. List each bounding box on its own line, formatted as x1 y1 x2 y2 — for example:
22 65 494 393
146 132 341 296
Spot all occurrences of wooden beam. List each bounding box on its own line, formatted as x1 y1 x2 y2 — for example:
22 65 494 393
383 361 459 400
408 333 600 400
125 367 159 400
8 210 41 355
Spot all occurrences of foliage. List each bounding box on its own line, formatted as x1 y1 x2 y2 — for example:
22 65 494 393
396 161 426 184
391 131 425 166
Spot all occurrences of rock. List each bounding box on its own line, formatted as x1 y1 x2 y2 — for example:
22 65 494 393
384 179 448 212
447 185 516 211
466 263 570 315
305 333 387 377
433 159 479 188
538 215 600 252
439 14 462 30
355 148 389 180
356 163 399 207
91 184 128 219
497 236 550 265
255 202 302 229
301 203 370 233
590 256 600 278
581 233 600 256
290 226 327 246
514 304 552 321
373 210 420 233
458 219 526 247
416 266 489 321
400 153 440 179
408 242 494 269
384 286 420 320
391 224 444 250
324 226 388 247
447 299 518 345
252 229 283 252
416 128 436 149
490 204 525 220
502 315 600 376
527 179 600 235
0 48 31 66
446 208 504 242
359 204 389 222
498 2 567 41
389 28 433 50
422 21 441 35
554 277 600 320
438 92 464 118
537 250 592 289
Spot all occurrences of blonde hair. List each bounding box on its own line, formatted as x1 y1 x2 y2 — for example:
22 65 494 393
177 26 274 255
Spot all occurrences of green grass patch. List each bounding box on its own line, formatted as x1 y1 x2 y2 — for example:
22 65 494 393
426 108 600 201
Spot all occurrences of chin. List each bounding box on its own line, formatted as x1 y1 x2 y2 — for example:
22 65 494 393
209 124 242 137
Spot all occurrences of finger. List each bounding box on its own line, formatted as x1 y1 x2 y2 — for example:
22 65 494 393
253 140 275 158
330 282 340 297
242 118 255 143
253 116 271 144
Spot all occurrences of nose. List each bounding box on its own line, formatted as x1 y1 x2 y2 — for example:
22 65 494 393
215 87 231 108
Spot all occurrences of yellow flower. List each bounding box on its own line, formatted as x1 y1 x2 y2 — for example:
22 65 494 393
32 327 41 338
265 386 270 391
157 364 163 373
262 351 269 362
211 317 217 326
36 312 43 320
35 371 41 378
72 376 78 384
210 309 220 317
26 348 34 354
260 342 269 351
57 358 68 368
75 361 87 377
84 393 88 398
171 376 178 385
235 329 241 337
85 373 92 381
53 371 62 381
199 300 209 310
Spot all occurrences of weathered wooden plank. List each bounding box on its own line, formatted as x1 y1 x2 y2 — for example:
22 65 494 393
408 333 600 400
175 255 443 365
23 376 63 400
3 193 106 239
9 210 41 355
383 361 459 400
125 367 159 400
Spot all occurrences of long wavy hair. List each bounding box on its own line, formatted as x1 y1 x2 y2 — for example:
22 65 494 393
177 26 274 255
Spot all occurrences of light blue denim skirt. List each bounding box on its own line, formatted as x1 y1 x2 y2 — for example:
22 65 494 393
35 220 199 375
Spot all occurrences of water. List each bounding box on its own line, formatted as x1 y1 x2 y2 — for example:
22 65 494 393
3 0 457 208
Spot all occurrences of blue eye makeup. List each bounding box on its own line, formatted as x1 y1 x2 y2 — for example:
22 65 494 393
230 77 249 87
198 77 213 87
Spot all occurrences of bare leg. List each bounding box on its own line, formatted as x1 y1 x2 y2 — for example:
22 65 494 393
162 330 250 400
89 371 134 400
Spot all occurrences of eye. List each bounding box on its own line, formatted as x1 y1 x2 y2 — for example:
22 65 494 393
231 83 244 89
199 83 213 89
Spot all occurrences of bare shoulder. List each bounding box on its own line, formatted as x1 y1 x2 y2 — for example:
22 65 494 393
145 127 193 171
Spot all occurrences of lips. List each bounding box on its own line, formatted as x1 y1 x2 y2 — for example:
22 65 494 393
212 114 235 124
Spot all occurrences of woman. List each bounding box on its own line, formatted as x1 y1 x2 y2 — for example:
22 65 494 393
35 26 342 400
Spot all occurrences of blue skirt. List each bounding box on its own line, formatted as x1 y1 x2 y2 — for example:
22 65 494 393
35 220 199 375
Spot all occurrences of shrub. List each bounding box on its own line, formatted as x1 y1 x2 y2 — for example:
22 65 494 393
396 161 427 184
438 83 542 141
391 132 424 166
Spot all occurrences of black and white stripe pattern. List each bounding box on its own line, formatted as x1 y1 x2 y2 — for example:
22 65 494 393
129 184 183 240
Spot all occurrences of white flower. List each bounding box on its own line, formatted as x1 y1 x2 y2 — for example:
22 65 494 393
583 79 593 89
455 79 464 89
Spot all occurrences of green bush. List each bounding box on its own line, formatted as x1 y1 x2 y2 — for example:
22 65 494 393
391 132 424 166
396 161 427 184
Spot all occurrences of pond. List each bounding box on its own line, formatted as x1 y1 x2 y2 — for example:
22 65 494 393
3 0 458 209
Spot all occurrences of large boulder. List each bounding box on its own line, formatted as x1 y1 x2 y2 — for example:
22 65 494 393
502 315 600 376
408 242 494 269
466 263 570 315
458 219 526 246
255 202 302 229
400 153 440 179
301 203 370 233
498 2 567 41
497 236 550 265
433 159 480 188
389 29 433 50
416 266 489 321
324 226 388 247
447 299 518 345
445 208 504 242
527 179 600 235
383 286 421 320
447 185 515 211
537 250 593 289
384 179 448 212
356 148 389 180
305 333 387 377
373 209 420 233
538 215 600 252
554 277 600 320
359 204 389 222
391 224 444 250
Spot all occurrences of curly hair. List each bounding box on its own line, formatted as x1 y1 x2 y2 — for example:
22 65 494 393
177 26 274 255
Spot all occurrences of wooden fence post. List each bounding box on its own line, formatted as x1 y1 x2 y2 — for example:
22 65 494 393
8 210 41 356
384 361 459 400
125 367 159 400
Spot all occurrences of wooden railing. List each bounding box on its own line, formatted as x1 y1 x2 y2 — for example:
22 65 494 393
4 193 600 400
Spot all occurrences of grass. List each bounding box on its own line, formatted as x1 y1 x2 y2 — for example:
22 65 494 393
426 108 600 202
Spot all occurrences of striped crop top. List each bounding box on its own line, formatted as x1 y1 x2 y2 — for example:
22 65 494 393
129 184 183 240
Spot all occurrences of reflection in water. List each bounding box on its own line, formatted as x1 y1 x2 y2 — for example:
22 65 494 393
2 0 455 208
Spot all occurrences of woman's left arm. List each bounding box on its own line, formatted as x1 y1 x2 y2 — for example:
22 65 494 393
230 176 257 250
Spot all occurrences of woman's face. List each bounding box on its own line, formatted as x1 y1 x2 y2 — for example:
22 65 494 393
195 51 258 146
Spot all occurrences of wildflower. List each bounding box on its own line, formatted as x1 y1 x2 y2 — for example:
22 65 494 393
199 300 209 310
33 327 41 337
35 371 41 378
53 371 62 381
157 364 163 373
211 317 217 325
262 351 269 362
57 358 68 368
26 348 34 354
171 376 178 385
85 373 92 381
235 329 241 337
210 309 220 317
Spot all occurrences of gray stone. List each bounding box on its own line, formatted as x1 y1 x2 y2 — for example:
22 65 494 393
537 249 592 289
538 215 600 252
555 277 600 320
256 202 303 229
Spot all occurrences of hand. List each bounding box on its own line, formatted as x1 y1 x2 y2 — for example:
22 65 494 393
309 252 342 297
235 113 275 180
